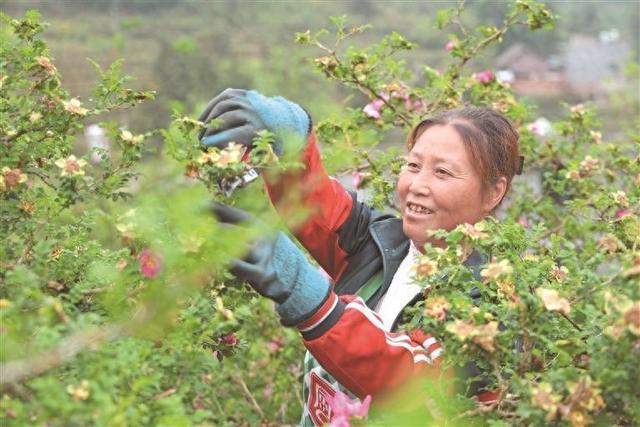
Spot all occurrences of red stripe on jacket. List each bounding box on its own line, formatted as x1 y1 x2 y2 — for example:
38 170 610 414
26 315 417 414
303 295 443 400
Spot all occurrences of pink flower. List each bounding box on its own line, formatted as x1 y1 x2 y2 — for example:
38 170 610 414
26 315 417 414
474 70 495 85
517 215 530 228
352 171 372 189
406 98 424 113
527 118 551 138
445 40 457 52
268 337 283 353
138 249 162 278
616 209 631 218
263 386 273 398
328 391 372 427
362 98 385 119
221 334 238 346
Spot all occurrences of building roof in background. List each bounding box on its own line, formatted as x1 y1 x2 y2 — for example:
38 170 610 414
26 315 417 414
496 43 550 74
563 34 630 91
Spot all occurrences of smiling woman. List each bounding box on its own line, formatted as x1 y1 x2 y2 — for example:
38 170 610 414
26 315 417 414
198 89 523 425
399 108 521 249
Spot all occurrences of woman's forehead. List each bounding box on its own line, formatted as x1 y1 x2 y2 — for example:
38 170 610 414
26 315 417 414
410 126 471 165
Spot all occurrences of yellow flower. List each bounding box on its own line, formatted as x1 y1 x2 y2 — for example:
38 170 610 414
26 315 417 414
473 321 499 353
30 112 42 122
1 167 28 191
67 380 90 401
457 222 488 240
561 375 604 426
18 200 36 214
570 103 586 116
611 190 629 208
446 320 499 353
198 149 221 165
55 155 87 177
413 256 438 279
178 116 204 127
424 295 450 320
214 142 244 167
115 223 135 240
120 130 144 145
550 265 569 282
496 279 517 302
63 98 88 116
446 319 475 340
568 411 588 427
579 155 599 172
0 299 11 309
536 288 571 315
623 301 640 336
565 170 581 181
480 259 513 281
36 56 57 75
597 234 618 254
530 382 560 420
491 99 510 113
589 130 602 144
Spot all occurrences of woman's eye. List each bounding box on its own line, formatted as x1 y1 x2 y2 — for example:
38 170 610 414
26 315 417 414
435 168 451 176
405 162 420 171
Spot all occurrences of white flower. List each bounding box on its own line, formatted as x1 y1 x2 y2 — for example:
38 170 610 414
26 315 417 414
63 98 88 116
55 155 87 176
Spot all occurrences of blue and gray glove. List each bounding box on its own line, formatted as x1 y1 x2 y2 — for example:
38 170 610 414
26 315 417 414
198 88 311 157
212 202 330 327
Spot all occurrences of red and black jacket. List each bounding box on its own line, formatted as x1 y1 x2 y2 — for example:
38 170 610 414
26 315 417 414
265 132 497 403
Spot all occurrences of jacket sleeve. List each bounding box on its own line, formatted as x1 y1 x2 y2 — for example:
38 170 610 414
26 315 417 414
263 131 354 282
296 292 444 400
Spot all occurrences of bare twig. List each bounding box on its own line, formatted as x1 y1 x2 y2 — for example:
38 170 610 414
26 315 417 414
153 387 177 400
0 325 125 385
559 312 583 332
233 374 265 420
452 0 469 37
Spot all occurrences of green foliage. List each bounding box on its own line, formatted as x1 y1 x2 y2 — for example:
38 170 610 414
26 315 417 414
1 1 639 426
294 2 637 425
1 10 302 426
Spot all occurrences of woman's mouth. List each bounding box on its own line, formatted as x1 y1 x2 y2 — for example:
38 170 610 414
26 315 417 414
406 202 434 216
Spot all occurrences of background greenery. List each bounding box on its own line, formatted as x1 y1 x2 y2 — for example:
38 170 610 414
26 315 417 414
1 1 638 426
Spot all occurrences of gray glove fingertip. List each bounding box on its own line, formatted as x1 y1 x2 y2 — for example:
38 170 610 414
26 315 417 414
198 88 245 121
200 125 255 149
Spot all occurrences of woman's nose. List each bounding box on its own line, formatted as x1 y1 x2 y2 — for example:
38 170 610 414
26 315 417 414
408 171 431 196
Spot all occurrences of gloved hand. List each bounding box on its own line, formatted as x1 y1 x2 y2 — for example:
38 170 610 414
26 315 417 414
212 202 330 326
198 88 311 157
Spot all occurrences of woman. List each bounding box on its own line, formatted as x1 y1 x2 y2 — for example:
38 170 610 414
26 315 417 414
200 89 522 426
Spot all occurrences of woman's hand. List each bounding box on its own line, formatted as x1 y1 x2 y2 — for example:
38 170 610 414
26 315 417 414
198 89 311 158
211 202 330 327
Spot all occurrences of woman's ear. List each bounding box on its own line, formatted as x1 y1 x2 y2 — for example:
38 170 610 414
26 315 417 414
483 176 508 213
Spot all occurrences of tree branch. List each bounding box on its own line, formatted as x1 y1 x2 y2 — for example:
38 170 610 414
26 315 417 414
0 325 125 385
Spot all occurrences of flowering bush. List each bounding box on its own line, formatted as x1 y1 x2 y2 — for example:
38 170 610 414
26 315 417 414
0 10 303 426
291 3 638 425
1 2 638 426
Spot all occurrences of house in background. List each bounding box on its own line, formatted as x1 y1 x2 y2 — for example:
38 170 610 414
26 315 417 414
496 43 566 96
495 31 631 98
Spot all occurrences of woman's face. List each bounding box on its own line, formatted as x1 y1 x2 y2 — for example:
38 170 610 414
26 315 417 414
397 124 497 250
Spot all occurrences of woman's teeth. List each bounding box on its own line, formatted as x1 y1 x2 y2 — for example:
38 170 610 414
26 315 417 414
407 202 433 214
